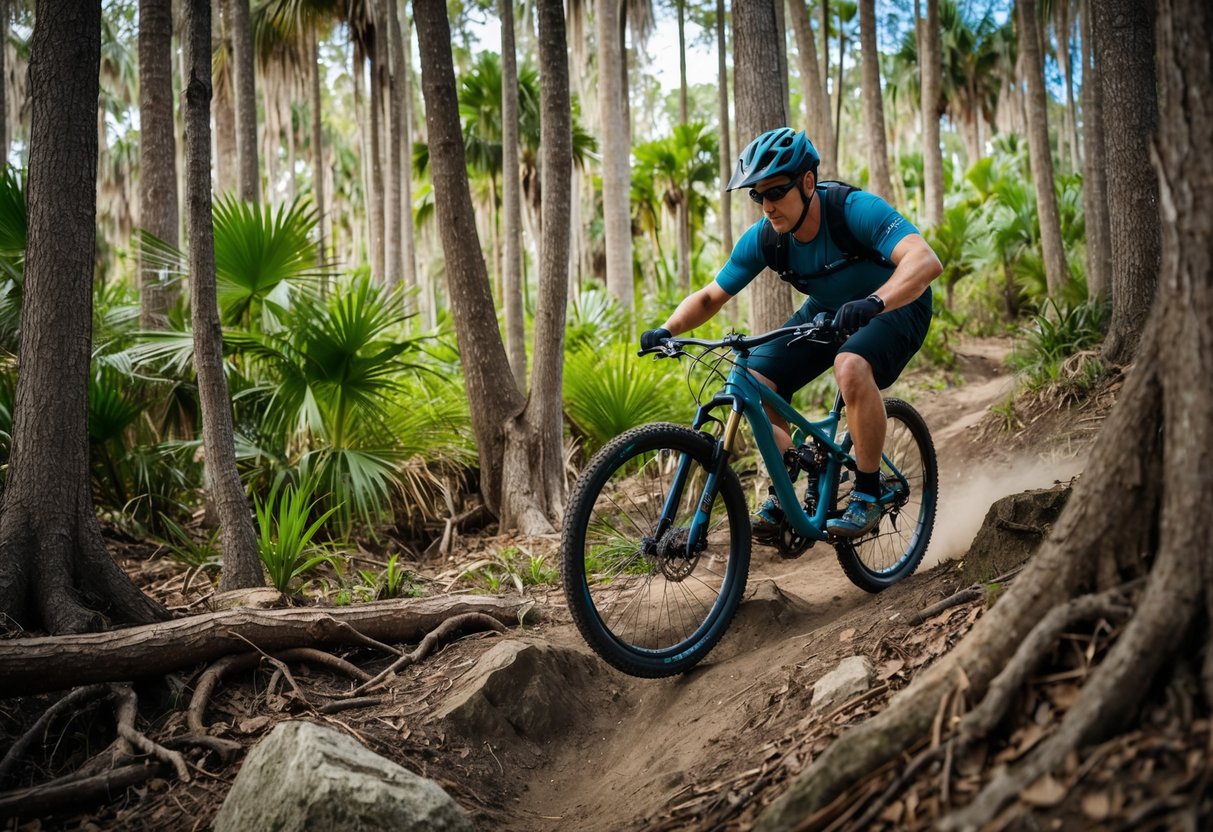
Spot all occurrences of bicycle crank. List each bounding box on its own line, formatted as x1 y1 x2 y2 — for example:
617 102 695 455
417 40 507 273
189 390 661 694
775 524 814 559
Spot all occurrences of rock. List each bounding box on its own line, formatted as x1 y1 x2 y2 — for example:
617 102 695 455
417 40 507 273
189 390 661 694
212 721 474 832
811 656 875 712
210 587 284 610
434 640 602 742
961 485 1072 585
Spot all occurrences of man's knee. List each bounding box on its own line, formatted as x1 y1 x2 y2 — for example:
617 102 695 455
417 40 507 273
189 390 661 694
833 353 876 400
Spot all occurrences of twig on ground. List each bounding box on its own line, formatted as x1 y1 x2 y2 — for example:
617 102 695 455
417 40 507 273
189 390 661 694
909 588 984 625
317 697 383 715
349 613 507 695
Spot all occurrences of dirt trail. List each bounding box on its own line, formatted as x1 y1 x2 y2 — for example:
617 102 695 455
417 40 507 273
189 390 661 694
457 337 1093 831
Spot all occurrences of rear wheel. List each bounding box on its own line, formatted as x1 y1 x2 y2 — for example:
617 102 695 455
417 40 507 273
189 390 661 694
834 398 937 592
561 423 751 677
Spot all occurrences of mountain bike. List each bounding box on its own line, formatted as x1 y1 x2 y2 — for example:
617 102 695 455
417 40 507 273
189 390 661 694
560 314 938 678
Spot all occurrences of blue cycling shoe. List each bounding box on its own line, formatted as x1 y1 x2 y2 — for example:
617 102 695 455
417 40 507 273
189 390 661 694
826 491 885 538
752 495 784 540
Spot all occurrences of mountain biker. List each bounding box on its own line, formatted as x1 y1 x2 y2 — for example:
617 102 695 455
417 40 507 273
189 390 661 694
640 127 942 540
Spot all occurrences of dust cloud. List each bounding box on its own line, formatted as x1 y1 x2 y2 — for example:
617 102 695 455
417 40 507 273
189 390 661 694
922 454 1088 569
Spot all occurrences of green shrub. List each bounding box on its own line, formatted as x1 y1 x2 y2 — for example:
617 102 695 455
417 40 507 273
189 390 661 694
255 475 338 593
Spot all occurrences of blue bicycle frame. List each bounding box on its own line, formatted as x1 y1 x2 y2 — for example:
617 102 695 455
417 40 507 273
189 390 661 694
662 333 910 550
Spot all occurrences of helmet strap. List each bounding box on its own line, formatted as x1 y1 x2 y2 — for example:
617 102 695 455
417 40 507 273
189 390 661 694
788 173 816 236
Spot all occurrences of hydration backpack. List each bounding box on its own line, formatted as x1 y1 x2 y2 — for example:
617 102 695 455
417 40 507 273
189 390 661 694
759 180 895 293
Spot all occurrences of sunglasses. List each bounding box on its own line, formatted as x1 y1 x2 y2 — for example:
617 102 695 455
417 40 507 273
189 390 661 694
748 182 797 204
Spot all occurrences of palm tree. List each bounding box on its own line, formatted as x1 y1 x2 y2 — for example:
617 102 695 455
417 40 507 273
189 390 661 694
598 0 634 309
500 0 525 391
715 0 733 254
1017 0 1069 300
229 0 260 203
787 0 834 177
858 0 893 198
919 0 944 227
138 0 178 329
1079 0 1110 305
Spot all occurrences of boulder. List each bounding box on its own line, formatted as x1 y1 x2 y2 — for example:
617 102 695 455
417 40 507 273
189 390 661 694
811 655 876 712
212 721 474 832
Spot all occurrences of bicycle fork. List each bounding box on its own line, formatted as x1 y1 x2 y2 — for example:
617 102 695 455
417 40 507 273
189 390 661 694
652 412 743 557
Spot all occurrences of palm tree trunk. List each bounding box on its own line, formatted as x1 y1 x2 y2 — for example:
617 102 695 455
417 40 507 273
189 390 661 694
598 0 633 309
1094 0 1159 364
397 3 418 303
677 0 687 126
213 0 237 195
1055 0 1079 174
716 0 733 257
833 17 847 166
735 0 793 334
920 0 944 227
501 0 527 391
858 0 893 199
183 0 262 591
368 39 385 282
1018 0 1070 300
1080 0 1111 305
0 0 8 156
787 0 834 178
310 25 326 266
382 0 401 287
774 0 791 124
229 0 258 204
138 0 178 329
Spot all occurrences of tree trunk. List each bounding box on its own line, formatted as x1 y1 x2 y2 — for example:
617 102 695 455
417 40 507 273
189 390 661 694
1080 0 1111 305
0 595 535 696
310 25 326 266
757 6 1213 825
523 0 573 522
735 0 794 334
367 38 385 282
229 0 258 203
833 17 847 167
787 0 834 178
0 0 7 156
1018 0 1070 300
501 0 526 392
213 0 237 195
382 0 401 286
183 0 262 592
920 0 944 228
857 0 892 199
677 0 688 126
1094 0 1159 364
0 0 166 635
138 0 178 329
774 0 791 125
716 0 733 257
597 0 633 310
1055 0 1080 174
398 5 418 304
413 0 556 534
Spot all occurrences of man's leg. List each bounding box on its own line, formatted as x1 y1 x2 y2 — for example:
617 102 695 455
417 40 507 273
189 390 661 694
833 353 885 475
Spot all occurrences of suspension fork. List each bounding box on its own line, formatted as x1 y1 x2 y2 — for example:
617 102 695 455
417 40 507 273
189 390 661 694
655 410 743 553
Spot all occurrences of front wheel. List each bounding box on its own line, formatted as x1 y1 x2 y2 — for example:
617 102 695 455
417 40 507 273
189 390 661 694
561 423 751 677
834 398 938 592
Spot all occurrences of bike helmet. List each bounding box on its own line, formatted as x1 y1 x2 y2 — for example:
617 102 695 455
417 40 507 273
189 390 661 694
726 128 820 191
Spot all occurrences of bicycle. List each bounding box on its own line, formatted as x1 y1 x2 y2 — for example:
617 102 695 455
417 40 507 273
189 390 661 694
560 314 938 678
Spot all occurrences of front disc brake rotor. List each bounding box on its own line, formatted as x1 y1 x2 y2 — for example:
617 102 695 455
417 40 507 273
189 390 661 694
657 527 697 580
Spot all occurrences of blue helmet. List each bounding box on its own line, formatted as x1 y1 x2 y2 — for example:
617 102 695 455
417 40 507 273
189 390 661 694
726 128 820 191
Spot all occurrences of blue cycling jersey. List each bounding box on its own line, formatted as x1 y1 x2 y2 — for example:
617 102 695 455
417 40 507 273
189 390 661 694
715 188 918 311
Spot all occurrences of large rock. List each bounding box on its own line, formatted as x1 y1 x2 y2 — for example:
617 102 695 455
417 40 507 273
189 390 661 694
811 656 875 712
213 721 474 832
434 640 603 743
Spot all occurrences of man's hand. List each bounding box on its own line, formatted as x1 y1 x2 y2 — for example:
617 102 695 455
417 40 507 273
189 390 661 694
832 296 884 334
640 327 672 350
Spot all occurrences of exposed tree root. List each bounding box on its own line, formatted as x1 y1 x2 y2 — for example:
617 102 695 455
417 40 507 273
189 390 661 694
0 684 109 785
908 588 984 625
110 684 190 781
0 762 165 818
348 612 507 695
318 697 383 715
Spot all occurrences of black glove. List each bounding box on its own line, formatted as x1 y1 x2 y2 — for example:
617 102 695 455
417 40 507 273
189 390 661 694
832 295 884 334
640 327 672 351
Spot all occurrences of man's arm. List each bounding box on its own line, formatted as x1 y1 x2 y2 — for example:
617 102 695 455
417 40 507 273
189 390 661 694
871 234 942 313
659 281 734 335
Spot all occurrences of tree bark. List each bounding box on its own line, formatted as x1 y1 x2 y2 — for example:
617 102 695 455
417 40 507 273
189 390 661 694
920 0 944 228
858 0 893 199
382 0 401 286
398 5 418 304
677 0 688 126
413 0 556 534
1080 0 1111 305
138 0 178 330
1018 0 1070 300
716 0 733 256
368 37 385 282
310 25 326 266
0 0 7 156
213 0 238 196
1094 0 1160 364
734 0 794 334
0 0 166 635
597 0 633 310
787 0 834 178
1054 0 1080 174
501 0 526 392
0 595 537 696
183 0 262 592
228 0 258 203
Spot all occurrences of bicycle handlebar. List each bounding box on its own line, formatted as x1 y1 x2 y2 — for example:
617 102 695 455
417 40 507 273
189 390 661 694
639 312 846 358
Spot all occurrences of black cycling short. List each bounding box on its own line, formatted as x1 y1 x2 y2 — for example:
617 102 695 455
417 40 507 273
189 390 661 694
747 289 932 398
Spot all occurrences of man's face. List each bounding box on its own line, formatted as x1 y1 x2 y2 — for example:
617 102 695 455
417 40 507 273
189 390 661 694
751 171 812 232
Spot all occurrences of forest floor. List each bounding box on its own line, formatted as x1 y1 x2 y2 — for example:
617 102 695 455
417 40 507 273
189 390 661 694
8 335 1202 832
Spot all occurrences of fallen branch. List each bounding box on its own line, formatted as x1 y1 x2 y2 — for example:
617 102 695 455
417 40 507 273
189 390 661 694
0 763 164 818
349 612 507 695
0 595 538 696
908 588 984 626
0 684 109 785
318 697 383 715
